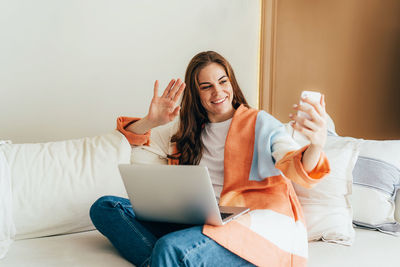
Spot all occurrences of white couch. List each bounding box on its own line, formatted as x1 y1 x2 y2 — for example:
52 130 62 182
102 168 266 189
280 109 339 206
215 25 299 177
1 126 400 267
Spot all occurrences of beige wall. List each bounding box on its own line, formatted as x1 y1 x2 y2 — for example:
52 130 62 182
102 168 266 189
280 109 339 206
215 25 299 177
0 0 260 143
261 0 400 140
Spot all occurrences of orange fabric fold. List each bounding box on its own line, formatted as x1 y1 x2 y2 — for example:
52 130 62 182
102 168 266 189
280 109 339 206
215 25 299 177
116 117 151 146
275 145 330 189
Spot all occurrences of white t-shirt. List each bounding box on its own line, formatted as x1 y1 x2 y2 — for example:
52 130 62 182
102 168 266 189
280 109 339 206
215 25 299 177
199 118 232 202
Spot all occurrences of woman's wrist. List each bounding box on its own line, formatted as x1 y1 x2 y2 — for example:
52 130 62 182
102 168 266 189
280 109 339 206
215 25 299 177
142 115 161 129
126 115 157 135
309 143 324 151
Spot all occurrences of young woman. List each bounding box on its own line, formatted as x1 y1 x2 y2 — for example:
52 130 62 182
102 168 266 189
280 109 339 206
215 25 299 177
90 51 330 267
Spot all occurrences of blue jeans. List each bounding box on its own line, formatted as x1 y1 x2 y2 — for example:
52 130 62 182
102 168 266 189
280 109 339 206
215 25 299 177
90 196 254 267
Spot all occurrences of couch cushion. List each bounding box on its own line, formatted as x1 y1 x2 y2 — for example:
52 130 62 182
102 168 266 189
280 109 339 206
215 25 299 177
351 140 400 234
0 230 132 267
1 130 131 240
0 144 15 259
308 228 400 267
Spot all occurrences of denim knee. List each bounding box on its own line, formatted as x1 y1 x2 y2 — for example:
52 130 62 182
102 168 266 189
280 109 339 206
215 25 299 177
90 195 122 228
151 234 183 266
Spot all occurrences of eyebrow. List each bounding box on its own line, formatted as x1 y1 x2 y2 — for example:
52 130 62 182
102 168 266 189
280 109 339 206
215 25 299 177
199 75 228 85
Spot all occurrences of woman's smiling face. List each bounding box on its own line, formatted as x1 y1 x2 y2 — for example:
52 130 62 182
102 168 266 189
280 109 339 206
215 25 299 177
197 63 235 122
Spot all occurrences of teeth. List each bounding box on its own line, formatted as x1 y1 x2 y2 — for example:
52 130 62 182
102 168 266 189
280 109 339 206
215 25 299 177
212 97 226 104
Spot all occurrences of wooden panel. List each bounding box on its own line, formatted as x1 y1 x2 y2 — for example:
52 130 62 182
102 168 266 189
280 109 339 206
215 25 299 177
259 0 277 113
261 0 400 140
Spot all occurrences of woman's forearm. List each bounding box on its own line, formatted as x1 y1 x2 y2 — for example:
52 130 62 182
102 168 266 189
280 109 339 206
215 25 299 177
302 144 323 173
126 116 157 135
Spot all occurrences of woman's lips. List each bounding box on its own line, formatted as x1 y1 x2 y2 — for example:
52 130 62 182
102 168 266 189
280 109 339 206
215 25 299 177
211 96 228 104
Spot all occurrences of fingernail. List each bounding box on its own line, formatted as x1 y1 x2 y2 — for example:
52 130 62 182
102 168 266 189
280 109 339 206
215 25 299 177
289 113 293 118
293 104 298 108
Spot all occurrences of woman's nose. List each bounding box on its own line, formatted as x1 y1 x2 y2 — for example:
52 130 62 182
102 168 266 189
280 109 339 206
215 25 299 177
212 84 222 93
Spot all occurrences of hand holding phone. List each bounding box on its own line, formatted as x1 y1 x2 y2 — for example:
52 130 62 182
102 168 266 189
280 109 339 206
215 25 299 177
292 90 323 140
291 90 327 172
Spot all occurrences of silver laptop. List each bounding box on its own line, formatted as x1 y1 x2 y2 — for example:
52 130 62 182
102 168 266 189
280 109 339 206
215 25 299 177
118 164 249 226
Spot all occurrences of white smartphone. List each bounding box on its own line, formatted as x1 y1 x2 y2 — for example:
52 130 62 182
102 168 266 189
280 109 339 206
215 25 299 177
297 91 322 120
292 91 322 140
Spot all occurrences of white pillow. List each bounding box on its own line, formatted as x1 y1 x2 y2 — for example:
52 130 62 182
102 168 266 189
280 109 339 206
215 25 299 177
396 190 400 223
293 135 360 245
1 130 131 240
326 113 336 135
0 141 15 259
351 140 400 234
284 121 360 245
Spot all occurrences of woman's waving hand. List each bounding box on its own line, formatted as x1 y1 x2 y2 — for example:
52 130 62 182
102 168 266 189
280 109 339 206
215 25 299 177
126 79 185 134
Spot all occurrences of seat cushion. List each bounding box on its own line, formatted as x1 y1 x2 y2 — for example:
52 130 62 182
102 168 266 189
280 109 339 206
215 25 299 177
1 230 132 267
2 228 399 267
308 228 400 267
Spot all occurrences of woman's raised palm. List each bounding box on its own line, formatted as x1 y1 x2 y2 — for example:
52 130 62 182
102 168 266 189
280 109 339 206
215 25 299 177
147 79 186 127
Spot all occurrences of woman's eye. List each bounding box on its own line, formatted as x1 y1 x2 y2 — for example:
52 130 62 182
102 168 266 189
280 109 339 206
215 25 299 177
200 85 211 90
220 80 227 84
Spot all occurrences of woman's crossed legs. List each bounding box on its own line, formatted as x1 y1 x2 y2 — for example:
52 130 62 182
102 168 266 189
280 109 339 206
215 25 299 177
90 196 254 267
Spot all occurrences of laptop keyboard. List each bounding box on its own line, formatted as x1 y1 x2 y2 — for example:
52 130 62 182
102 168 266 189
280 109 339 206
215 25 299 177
220 212 234 220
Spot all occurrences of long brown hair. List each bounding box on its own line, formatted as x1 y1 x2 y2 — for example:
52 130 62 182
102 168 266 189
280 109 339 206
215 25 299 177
169 51 249 165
